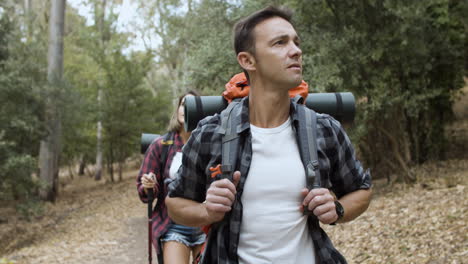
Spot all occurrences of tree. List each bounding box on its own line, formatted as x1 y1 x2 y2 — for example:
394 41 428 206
0 0 45 204
38 0 66 201
58 0 171 183
93 0 107 181
100 49 155 181
292 0 466 181
60 2 103 179
134 0 466 182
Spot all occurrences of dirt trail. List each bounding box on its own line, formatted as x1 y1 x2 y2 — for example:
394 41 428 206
2 159 467 264
2 172 159 264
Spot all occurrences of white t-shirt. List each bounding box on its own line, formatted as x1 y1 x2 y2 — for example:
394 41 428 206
238 118 315 264
169 152 183 179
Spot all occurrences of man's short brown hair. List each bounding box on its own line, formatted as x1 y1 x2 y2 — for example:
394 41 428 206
233 6 294 81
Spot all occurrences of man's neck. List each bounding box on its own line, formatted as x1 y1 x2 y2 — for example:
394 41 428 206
248 83 290 128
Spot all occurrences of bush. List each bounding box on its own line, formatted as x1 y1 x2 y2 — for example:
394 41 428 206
0 4 45 204
294 0 466 181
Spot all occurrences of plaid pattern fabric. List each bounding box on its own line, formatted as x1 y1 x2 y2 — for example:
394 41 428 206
169 97 372 264
136 131 183 253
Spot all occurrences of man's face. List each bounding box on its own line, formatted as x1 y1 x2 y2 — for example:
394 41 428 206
251 17 302 90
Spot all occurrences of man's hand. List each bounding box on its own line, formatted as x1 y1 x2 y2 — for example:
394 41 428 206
205 171 241 223
301 188 338 224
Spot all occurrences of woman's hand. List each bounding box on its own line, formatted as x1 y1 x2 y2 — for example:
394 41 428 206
141 172 157 194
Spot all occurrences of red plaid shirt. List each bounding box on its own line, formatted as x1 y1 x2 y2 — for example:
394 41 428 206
136 131 183 253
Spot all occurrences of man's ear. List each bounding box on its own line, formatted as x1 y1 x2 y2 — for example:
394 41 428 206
237 51 256 72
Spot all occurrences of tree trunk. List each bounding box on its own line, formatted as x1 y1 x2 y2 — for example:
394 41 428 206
24 0 34 41
24 0 32 10
107 145 114 182
93 0 107 181
78 154 86 176
118 161 122 182
68 163 74 180
95 89 103 180
39 0 66 202
377 125 415 183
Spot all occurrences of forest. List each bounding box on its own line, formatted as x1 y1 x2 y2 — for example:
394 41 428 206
0 0 467 263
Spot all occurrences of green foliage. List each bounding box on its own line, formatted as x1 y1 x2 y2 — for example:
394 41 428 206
141 0 466 181
61 2 171 179
291 0 466 180
184 0 241 94
1 0 175 201
0 135 38 201
2 0 465 196
101 50 158 164
15 197 44 221
61 6 104 169
0 2 45 202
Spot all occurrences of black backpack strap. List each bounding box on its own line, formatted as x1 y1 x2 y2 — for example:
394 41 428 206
198 100 241 264
295 104 321 215
160 132 174 179
219 100 242 181
155 132 174 264
156 132 174 207
293 94 305 105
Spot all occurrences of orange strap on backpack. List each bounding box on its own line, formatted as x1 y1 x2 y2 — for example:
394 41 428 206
222 72 309 103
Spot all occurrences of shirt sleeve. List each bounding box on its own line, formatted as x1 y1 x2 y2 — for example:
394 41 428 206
168 120 215 203
136 138 162 203
323 116 372 198
168 115 221 203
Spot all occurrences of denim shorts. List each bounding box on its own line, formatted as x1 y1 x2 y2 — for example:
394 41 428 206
161 224 206 248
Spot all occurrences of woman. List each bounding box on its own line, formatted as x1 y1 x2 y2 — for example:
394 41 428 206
137 90 205 263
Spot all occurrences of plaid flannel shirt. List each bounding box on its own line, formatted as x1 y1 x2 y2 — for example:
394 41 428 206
168 97 372 263
136 131 183 253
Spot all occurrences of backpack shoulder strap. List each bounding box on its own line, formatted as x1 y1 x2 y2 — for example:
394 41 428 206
219 100 242 181
159 132 174 175
295 104 321 215
156 132 174 207
199 100 241 263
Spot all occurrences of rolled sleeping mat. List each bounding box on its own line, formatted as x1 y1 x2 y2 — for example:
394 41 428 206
141 133 160 154
184 92 356 132
304 92 355 123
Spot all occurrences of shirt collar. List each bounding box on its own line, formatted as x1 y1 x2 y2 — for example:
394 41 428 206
234 96 301 134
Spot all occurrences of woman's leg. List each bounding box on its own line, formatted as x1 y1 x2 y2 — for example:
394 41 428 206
191 244 204 264
163 241 191 264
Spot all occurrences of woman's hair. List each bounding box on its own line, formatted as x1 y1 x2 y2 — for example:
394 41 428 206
167 90 200 133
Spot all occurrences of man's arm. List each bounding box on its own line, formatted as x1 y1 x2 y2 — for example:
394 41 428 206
167 171 241 227
302 115 373 224
165 196 210 227
302 187 371 224
337 188 372 223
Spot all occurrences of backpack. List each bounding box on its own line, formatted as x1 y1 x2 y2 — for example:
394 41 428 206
221 73 322 212
196 81 322 263
223 72 309 103
218 95 322 211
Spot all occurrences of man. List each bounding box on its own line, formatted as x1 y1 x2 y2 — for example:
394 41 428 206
166 6 372 264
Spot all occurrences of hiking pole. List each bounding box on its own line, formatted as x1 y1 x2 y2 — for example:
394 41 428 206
147 188 154 264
